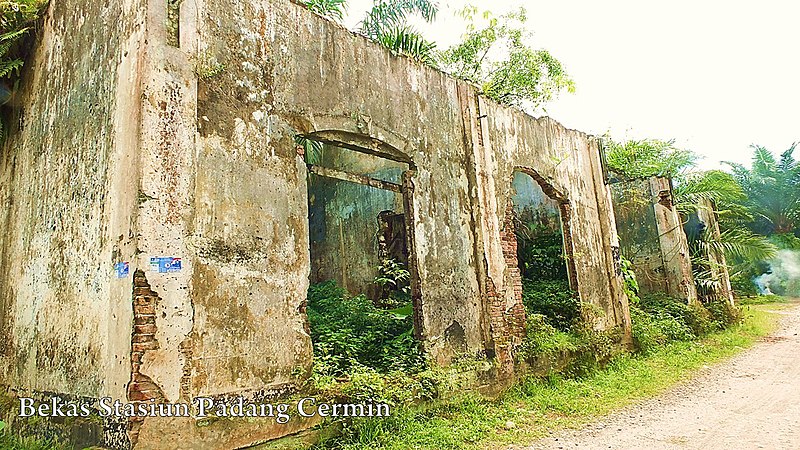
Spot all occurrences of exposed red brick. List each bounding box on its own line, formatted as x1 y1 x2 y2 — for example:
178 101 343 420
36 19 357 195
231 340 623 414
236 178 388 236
127 269 166 447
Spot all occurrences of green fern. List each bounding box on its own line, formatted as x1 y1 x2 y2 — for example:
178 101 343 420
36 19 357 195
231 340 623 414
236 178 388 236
0 58 23 78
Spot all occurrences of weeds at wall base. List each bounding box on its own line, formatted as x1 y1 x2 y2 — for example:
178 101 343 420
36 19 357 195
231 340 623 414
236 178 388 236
307 302 782 450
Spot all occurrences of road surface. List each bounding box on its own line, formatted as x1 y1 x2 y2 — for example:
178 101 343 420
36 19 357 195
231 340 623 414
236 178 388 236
530 302 800 450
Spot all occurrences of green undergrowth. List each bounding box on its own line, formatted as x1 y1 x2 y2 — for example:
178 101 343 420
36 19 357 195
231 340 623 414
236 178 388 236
313 303 783 450
0 433 66 450
514 313 621 378
307 281 426 377
0 419 68 450
521 278 579 332
738 294 793 305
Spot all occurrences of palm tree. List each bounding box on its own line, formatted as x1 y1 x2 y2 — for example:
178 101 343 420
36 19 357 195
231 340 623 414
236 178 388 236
725 144 800 236
302 0 438 64
358 0 438 64
676 170 777 299
604 138 779 297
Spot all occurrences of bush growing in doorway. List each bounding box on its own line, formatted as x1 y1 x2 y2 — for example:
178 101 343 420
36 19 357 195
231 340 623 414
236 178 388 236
521 278 579 331
307 281 426 377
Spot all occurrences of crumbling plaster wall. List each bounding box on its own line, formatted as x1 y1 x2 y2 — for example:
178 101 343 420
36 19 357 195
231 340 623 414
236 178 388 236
0 0 146 400
511 171 561 232
192 0 485 381
612 177 698 303
190 0 632 381
486 104 631 332
0 0 634 438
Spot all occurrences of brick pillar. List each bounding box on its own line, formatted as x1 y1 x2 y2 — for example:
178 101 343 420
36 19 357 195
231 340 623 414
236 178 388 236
488 200 527 372
127 270 166 447
500 200 526 341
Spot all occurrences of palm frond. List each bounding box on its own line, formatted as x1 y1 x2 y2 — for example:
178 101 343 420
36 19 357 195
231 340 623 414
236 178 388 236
674 170 745 217
700 227 777 262
303 0 347 21
360 0 438 38
751 145 777 176
376 25 436 64
295 135 324 165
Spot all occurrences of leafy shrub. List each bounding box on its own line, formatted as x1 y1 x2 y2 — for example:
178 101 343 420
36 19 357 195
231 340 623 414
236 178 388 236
516 313 578 361
517 230 568 281
639 292 714 336
619 256 640 302
704 299 743 329
373 259 412 308
521 278 579 331
629 305 694 353
307 281 426 376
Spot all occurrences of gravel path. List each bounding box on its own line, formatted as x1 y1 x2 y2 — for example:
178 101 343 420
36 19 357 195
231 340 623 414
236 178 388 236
529 302 800 450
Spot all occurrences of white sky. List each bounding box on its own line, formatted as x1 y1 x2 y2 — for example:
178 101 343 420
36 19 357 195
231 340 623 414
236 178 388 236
343 0 800 170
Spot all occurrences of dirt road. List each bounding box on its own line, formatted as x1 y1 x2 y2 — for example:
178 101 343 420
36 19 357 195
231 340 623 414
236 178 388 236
531 303 800 450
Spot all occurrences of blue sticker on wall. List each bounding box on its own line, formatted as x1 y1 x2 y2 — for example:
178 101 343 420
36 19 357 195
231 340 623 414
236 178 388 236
150 257 182 273
114 262 130 278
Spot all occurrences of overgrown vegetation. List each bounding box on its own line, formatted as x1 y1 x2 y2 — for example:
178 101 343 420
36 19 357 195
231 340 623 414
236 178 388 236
313 302 782 449
605 138 697 181
307 281 425 377
521 279 578 331
605 136 799 298
516 229 567 280
373 258 411 308
515 218 578 331
618 257 742 354
0 419 67 450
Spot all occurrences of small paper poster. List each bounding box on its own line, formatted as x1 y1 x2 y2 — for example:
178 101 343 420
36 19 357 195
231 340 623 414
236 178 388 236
150 257 182 273
114 262 130 278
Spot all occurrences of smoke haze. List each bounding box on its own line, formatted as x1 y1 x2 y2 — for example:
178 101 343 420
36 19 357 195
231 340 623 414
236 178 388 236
754 250 800 297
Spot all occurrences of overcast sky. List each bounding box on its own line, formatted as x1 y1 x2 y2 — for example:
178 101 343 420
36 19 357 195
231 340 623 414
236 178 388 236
343 0 800 171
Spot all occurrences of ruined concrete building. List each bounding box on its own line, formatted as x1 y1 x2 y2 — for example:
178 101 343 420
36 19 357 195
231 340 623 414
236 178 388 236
0 0 632 447
612 176 734 306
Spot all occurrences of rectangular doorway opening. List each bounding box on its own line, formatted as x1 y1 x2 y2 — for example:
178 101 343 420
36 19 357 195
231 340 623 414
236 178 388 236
298 136 425 377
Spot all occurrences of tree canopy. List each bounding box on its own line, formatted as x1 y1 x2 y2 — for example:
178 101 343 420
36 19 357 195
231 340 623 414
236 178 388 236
604 138 697 181
437 8 574 109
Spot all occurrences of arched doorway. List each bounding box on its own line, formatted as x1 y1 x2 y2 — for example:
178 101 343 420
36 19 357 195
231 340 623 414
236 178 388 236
504 168 579 331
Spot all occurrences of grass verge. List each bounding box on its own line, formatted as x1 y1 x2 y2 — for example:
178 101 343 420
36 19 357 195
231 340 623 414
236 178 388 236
316 303 786 450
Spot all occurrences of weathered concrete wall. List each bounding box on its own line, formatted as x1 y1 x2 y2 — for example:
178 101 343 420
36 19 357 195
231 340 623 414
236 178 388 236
511 171 561 234
0 0 145 403
485 102 631 334
692 199 735 306
612 177 698 303
0 0 634 447
195 0 487 374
